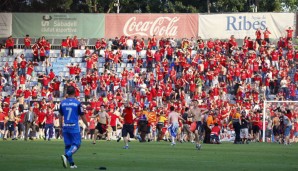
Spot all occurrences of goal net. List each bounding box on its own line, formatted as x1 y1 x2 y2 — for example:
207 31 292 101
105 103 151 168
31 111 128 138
262 100 298 143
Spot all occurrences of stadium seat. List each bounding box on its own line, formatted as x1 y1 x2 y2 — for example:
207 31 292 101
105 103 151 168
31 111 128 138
99 58 105 63
50 58 56 62
2 57 8 62
98 68 104 73
63 67 68 72
121 63 126 68
76 58 83 63
64 73 70 78
117 68 123 73
141 68 146 73
8 57 14 62
70 58 76 63
81 68 87 73
35 66 41 72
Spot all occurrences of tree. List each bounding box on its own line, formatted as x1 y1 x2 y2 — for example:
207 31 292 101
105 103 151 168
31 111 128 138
210 0 247 12
282 0 298 12
257 0 282 12
0 0 296 12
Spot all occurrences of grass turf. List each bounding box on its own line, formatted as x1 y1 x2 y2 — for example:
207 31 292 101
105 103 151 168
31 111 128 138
0 140 297 171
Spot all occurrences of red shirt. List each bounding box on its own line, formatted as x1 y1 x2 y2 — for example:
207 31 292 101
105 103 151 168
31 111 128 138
123 107 133 124
24 37 31 47
45 112 54 124
27 65 34 75
86 59 93 69
20 75 26 84
211 126 220 136
20 60 27 69
109 113 119 127
256 30 261 39
0 112 5 122
68 66 76 75
49 71 55 80
286 29 293 38
72 38 78 48
6 38 14 47
263 30 271 39
32 89 38 98
22 89 30 98
38 111 46 124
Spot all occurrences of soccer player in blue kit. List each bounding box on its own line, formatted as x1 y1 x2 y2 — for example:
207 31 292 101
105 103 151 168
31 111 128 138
60 86 88 169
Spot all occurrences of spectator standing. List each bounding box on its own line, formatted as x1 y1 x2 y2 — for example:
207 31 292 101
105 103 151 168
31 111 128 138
71 36 78 57
6 36 14 56
24 35 31 50
263 27 271 44
44 107 55 141
24 107 36 141
285 27 294 40
121 101 134 149
231 108 241 144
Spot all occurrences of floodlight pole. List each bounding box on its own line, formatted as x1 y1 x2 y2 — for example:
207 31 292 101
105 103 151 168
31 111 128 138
117 0 120 13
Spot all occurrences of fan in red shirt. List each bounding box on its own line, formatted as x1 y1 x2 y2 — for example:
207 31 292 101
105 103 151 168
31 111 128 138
285 27 294 40
251 111 261 142
61 39 69 57
6 36 14 56
121 101 134 149
263 27 271 43
70 36 78 57
24 35 31 50
44 107 55 141
210 123 221 144
74 64 81 81
19 56 27 76
67 63 76 79
255 28 262 45
94 39 101 55
108 109 120 137
37 107 46 139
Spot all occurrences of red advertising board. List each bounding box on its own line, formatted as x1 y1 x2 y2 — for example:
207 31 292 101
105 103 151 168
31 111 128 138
105 14 198 38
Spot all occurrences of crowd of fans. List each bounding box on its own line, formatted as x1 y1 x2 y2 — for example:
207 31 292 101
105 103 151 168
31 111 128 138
0 27 298 145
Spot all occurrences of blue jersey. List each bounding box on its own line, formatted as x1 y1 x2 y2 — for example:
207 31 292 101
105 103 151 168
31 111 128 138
59 98 83 133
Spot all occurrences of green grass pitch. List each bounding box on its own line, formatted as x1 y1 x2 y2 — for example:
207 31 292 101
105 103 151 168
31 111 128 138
0 140 297 171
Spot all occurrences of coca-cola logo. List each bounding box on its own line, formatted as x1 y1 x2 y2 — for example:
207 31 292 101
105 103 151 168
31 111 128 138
123 17 180 37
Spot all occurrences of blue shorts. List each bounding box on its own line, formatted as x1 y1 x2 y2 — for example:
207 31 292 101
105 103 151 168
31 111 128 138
122 124 134 138
284 125 292 136
63 132 81 147
7 121 15 132
0 122 4 130
168 123 179 138
196 121 204 133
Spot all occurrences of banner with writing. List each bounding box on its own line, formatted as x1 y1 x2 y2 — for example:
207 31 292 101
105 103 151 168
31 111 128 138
0 13 12 38
12 13 105 38
105 14 198 38
199 13 295 39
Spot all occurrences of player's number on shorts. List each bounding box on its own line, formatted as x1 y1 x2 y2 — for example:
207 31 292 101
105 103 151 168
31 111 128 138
66 107 72 121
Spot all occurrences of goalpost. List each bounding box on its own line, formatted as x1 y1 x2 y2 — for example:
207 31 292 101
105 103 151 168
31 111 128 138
262 100 298 143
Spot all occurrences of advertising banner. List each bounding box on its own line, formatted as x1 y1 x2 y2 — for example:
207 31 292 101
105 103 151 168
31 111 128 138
12 13 105 38
199 13 295 39
0 13 12 38
105 14 198 38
